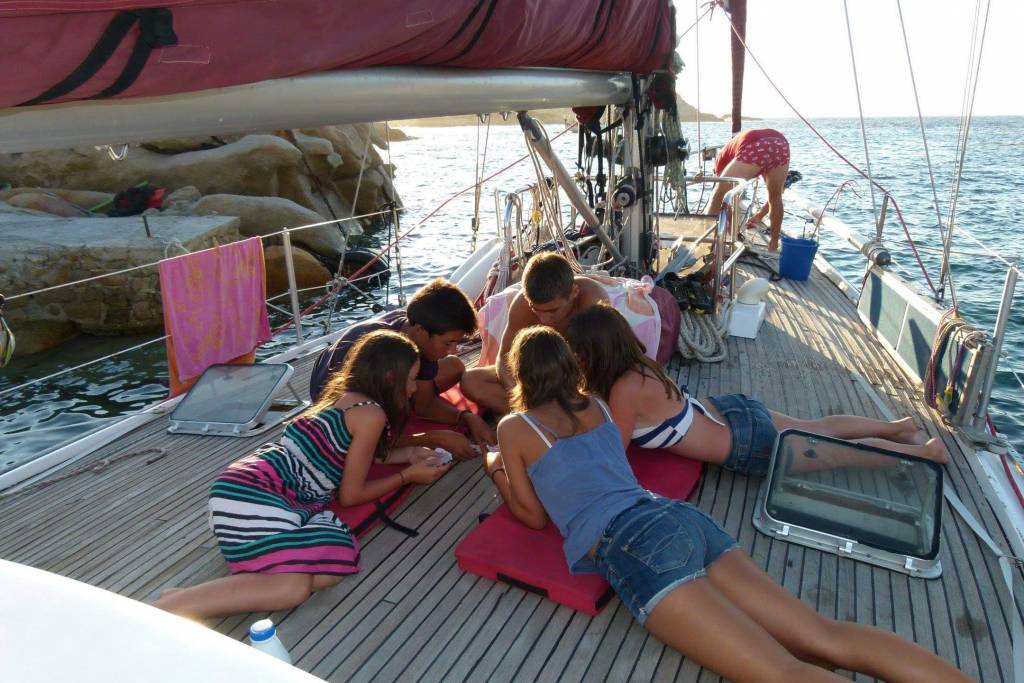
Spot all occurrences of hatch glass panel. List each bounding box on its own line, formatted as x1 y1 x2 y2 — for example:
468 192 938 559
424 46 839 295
762 429 942 560
170 363 292 428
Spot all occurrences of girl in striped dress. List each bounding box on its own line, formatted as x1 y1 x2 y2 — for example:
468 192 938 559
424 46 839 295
154 330 452 619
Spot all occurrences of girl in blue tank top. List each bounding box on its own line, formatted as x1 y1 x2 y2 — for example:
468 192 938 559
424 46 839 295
484 326 970 683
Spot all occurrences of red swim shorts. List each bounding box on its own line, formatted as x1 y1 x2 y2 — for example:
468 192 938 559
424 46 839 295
736 134 790 173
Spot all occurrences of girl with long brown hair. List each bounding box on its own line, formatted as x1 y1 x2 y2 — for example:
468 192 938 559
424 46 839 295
565 304 947 476
154 330 451 619
484 325 970 682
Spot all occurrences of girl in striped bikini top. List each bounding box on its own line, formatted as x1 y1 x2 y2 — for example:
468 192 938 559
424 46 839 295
566 305 732 462
567 305 947 477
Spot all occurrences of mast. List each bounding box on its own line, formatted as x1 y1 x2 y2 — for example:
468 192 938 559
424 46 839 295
727 0 748 133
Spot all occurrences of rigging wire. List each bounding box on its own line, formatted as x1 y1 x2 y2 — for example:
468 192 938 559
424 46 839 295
895 0 945 271
322 127 370 329
930 224 1022 280
382 122 406 307
694 0 703 168
1012 369 1024 395
939 0 992 309
471 114 493 251
841 0 878 223
678 3 715 42
523 125 581 271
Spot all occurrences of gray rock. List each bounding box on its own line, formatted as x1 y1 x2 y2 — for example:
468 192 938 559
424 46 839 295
264 244 332 297
0 135 301 202
189 194 347 259
6 192 90 217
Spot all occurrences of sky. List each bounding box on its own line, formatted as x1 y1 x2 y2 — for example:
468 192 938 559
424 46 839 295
672 0 1020 118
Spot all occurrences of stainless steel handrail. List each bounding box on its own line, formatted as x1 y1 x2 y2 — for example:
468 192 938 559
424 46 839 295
682 175 757 314
974 264 1018 435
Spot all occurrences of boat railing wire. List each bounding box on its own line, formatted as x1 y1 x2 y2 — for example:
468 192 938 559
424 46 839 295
3 208 395 303
0 266 395 402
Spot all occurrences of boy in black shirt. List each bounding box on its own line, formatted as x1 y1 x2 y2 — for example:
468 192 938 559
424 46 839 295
310 279 494 457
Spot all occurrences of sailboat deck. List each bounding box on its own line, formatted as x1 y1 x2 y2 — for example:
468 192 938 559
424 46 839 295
1 261 1019 682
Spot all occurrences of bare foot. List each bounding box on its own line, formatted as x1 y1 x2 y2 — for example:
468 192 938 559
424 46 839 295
893 416 916 432
906 429 929 446
920 437 949 464
158 586 184 599
891 417 928 445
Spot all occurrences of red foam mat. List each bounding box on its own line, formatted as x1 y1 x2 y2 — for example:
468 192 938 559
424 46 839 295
327 463 413 539
455 447 703 614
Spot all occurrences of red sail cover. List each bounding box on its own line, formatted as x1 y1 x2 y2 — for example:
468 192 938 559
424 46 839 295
0 1 675 109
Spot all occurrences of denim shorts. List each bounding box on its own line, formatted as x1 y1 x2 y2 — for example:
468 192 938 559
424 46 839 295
593 496 737 625
706 394 779 477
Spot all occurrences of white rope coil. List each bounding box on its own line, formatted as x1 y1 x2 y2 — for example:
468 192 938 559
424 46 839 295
676 308 729 363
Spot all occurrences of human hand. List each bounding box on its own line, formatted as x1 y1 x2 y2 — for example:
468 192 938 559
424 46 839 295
429 430 475 460
407 447 439 464
747 206 768 227
483 450 503 476
402 457 452 485
464 413 497 448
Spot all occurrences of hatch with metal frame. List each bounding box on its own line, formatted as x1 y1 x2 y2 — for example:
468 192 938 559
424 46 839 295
168 363 309 437
753 429 943 578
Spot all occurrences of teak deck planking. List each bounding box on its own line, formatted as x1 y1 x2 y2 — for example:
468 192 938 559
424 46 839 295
1 249 1020 681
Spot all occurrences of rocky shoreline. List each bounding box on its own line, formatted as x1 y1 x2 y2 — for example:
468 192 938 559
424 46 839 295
0 124 400 355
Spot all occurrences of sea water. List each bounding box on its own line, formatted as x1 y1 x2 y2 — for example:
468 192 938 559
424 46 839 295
1 117 1021 473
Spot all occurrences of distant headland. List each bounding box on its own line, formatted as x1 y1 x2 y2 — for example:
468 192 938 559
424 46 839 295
396 97 755 127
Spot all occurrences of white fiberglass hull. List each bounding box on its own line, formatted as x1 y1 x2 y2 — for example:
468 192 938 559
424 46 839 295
0 559 322 682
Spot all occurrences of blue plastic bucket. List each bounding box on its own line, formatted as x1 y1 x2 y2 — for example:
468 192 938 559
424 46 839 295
777 235 819 281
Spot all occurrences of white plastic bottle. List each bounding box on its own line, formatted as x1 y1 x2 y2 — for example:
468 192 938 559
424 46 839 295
248 618 293 664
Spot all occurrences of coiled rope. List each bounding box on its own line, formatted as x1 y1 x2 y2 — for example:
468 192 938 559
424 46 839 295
677 306 729 363
924 309 985 414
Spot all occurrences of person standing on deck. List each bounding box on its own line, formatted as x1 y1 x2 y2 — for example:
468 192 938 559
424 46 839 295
310 278 496 456
706 128 791 252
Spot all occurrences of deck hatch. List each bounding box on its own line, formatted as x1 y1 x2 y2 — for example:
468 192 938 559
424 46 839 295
168 363 309 437
753 429 943 578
